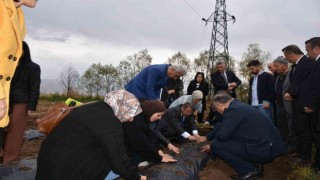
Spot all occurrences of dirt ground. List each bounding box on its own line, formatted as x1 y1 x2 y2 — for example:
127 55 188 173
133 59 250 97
20 100 294 180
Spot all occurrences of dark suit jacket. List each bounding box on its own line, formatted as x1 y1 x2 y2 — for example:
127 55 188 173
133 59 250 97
211 70 242 98
275 72 292 113
288 55 314 99
157 106 197 136
214 100 285 158
304 57 320 111
248 72 275 104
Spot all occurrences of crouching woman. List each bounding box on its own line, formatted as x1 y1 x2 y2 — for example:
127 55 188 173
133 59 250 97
36 90 146 180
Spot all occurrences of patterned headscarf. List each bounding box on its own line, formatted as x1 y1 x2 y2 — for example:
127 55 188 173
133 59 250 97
104 90 142 123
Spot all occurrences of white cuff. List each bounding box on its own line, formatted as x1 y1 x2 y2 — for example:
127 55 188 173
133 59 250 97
181 132 191 138
192 130 198 135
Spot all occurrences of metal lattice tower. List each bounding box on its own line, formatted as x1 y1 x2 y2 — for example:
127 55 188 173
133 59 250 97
203 0 235 76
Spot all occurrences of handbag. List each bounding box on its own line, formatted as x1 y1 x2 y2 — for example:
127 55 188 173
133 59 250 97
36 102 78 135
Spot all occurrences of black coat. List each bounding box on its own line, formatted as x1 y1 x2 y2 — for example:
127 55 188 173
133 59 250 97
211 70 241 98
287 56 314 99
10 41 41 111
161 78 183 108
122 113 163 163
248 72 275 104
157 106 197 136
213 100 285 158
292 56 316 111
36 101 140 180
187 72 209 111
306 57 320 110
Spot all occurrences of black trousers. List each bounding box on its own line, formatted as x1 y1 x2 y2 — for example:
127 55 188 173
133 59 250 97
292 100 320 160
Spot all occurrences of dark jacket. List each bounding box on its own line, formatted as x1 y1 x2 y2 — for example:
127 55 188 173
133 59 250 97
122 113 163 163
248 72 275 104
10 41 41 111
187 72 209 110
157 106 197 136
213 100 285 159
161 78 183 108
125 64 169 100
211 70 241 98
36 101 140 180
287 55 314 99
294 56 317 111
306 57 320 111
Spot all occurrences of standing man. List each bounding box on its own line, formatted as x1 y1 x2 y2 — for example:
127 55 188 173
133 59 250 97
302 37 320 172
273 56 298 155
282 45 315 166
125 64 187 102
211 60 242 98
247 60 275 123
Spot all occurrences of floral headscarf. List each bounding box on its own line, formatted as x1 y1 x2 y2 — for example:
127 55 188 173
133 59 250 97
104 90 142 123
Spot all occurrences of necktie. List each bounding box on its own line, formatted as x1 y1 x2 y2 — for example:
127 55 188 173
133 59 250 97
221 73 228 83
289 64 296 81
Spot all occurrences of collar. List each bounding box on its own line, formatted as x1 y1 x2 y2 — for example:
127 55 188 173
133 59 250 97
295 55 304 65
316 54 320 61
252 70 264 77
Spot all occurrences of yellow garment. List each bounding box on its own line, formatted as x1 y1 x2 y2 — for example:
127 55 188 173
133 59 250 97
0 0 26 127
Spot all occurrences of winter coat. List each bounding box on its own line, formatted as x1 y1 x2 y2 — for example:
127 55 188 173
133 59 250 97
0 0 26 126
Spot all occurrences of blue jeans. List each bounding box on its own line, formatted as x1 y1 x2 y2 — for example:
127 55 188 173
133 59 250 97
253 105 274 124
105 171 120 180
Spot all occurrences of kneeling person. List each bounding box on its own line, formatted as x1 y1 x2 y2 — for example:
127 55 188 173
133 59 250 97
157 102 199 142
201 93 285 179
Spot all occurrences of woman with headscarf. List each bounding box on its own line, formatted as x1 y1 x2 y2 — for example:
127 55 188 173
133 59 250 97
36 90 145 180
187 72 209 123
121 100 178 166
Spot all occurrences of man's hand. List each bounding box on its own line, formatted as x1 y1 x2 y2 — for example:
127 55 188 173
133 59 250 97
227 87 234 91
284 93 293 101
304 107 314 113
140 175 147 180
197 136 207 143
201 145 210 153
229 82 237 87
0 98 7 120
167 90 175 95
167 143 180 154
187 135 197 141
193 134 201 139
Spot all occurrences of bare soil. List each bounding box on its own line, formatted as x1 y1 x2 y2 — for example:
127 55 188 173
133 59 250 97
20 100 294 180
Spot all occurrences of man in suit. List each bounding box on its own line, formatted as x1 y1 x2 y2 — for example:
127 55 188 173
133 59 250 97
282 45 315 166
302 37 320 172
247 60 275 123
273 56 298 155
201 93 285 180
157 102 199 142
211 60 242 98
125 64 187 102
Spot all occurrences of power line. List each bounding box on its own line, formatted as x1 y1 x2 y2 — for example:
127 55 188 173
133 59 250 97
182 0 203 19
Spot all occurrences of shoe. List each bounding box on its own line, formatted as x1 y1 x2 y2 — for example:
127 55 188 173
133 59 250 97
230 170 263 180
254 163 264 173
138 161 149 167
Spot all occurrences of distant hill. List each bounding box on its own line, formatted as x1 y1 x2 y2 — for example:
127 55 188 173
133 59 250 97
40 78 63 94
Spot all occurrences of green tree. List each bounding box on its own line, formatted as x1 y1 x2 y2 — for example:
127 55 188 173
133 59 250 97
81 63 104 98
98 64 118 93
238 43 272 81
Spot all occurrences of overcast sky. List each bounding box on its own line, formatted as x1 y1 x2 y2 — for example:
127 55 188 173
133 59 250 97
23 0 320 79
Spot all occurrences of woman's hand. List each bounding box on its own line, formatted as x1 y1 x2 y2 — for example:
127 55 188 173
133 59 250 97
167 143 180 154
161 155 177 163
15 0 37 8
0 98 6 120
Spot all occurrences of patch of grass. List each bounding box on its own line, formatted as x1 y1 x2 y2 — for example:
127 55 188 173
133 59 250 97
40 93 103 102
288 165 319 180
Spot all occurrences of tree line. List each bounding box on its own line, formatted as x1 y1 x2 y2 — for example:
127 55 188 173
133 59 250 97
60 44 271 101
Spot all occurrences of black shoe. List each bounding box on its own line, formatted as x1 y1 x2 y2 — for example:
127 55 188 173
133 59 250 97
230 170 263 180
254 163 264 173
